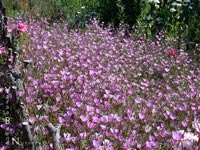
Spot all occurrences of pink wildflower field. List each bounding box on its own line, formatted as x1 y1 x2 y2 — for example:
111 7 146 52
1 17 200 150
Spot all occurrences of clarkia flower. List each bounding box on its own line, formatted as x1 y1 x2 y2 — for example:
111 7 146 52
0 47 6 55
17 23 28 33
172 130 184 141
168 48 178 58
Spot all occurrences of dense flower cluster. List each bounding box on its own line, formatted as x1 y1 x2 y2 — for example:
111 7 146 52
5 18 200 149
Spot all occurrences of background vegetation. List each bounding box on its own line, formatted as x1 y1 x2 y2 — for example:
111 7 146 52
4 0 200 49
3 0 200 62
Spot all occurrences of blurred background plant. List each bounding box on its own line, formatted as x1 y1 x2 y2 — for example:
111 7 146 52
4 0 200 61
137 0 200 61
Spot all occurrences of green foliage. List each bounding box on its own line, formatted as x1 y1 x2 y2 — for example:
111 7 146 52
4 0 143 29
96 0 142 28
137 0 200 55
121 0 142 28
4 0 99 28
3 0 19 17
97 0 120 26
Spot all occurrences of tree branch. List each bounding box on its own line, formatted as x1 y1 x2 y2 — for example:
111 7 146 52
46 123 62 150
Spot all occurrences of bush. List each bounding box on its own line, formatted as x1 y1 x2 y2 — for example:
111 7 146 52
137 0 200 48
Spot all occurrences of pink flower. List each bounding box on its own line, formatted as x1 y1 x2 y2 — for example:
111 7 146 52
39 115 49 121
93 139 100 148
87 121 95 129
0 47 6 55
17 23 28 32
80 132 87 139
172 130 184 141
128 89 133 95
8 29 14 33
139 37 145 42
51 105 59 112
92 116 100 123
58 116 65 124
80 115 89 122
29 117 36 124
168 48 178 58
17 91 25 97
138 113 145 120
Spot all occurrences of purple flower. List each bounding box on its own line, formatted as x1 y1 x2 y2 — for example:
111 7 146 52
80 115 89 122
172 130 184 141
93 139 100 148
169 114 177 120
29 117 36 124
135 97 143 104
138 113 145 120
87 121 95 129
145 140 158 148
92 116 100 123
128 89 133 95
182 120 189 127
17 91 25 97
51 105 59 112
58 116 65 124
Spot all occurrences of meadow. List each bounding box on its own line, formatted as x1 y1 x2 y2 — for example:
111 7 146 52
1 16 198 149
0 0 200 149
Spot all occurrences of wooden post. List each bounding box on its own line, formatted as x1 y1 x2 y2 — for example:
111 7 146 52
0 0 7 42
0 1 62 149
0 1 36 149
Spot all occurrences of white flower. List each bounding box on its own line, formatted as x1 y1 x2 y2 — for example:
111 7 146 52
170 8 176 12
172 2 178 6
183 132 199 142
192 120 200 133
176 3 182 7
147 14 152 20
184 0 191 2
155 4 160 8
148 0 160 3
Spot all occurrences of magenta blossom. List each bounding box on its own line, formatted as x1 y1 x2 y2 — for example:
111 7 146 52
17 23 28 32
0 47 6 55
168 48 178 58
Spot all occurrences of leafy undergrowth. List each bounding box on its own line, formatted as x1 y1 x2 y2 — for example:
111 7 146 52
5 17 200 149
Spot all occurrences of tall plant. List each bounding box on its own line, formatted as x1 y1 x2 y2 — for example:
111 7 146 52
97 0 120 26
137 0 200 51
